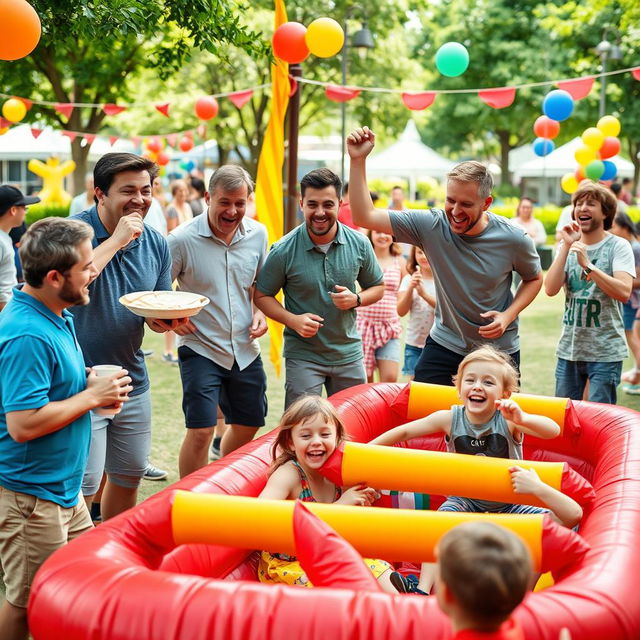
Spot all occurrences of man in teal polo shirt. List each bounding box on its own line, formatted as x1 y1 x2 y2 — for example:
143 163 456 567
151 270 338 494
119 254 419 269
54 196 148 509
0 218 132 640
255 168 384 408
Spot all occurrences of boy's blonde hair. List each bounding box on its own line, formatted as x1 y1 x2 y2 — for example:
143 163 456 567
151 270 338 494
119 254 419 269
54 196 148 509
438 522 532 630
453 346 519 396
270 396 347 472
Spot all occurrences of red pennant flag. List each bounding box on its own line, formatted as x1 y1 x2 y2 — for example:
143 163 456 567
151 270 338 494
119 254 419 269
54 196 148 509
184 130 194 138
166 133 177 147
61 131 77 142
83 134 96 145
478 87 516 109
155 103 170 117
30 127 42 139
196 125 206 138
401 92 436 111
228 90 253 109
325 84 360 103
109 136 119 146
55 103 74 119
0 118 11 129
16 97 32 110
288 75 298 98
557 77 594 100
632 67 640 81
131 136 141 147
103 103 127 116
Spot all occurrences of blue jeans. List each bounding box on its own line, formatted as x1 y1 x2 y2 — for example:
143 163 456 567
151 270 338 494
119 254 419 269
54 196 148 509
555 358 622 404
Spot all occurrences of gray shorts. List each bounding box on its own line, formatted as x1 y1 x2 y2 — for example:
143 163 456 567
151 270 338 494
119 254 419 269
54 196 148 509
284 358 366 409
81 389 152 495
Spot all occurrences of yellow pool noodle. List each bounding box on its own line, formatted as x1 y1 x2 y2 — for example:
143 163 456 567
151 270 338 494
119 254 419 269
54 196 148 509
341 442 564 507
406 382 568 431
172 491 544 569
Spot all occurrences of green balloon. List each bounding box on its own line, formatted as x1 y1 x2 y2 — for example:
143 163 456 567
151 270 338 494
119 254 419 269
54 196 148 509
435 42 469 77
585 160 605 181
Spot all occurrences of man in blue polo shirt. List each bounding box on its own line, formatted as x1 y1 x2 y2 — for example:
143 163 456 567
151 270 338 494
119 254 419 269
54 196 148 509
70 152 184 521
0 217 132 640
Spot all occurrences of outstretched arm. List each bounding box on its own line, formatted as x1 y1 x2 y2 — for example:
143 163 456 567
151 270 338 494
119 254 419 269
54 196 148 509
369 410 452 446
347 127 393 234
510 466 583 528
496 399 561 440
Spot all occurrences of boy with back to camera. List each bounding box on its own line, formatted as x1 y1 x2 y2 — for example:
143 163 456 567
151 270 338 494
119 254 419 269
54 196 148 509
435 522 532 639
370 345 582 594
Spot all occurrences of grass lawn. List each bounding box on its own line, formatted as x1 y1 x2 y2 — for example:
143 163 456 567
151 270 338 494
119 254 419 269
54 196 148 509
138 291 640 502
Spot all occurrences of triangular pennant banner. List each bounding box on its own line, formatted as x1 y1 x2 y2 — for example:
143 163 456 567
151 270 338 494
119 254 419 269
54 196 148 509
401 92 436 110
166 133 177 147
109 136 119 146
155 103 170 117
83 134 96 144
55 103 74 119
61 131 77 142
478 87 516 109
325 84 360 103
196 125 206 138
0 118 11 129
228 90 253 109
17 97 32 110
288 75 298 98
632 67 640 81
30 127 42 139
556 77 594 100
103 103 127 116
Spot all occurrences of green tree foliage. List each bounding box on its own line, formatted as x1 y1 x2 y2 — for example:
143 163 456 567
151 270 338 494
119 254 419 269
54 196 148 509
0 0 269 192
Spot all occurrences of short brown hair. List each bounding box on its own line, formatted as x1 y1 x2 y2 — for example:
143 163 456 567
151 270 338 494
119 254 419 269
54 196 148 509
270 396 348 471
438 522 532 630
447 161 493 200
300 168 342 199
20 217 94 287
93 152 158 200
365 228 402 257
453 346 519 396
571 181 617 231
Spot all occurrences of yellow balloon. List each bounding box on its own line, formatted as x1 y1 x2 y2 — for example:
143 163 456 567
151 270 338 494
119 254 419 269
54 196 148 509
561 173 579 195
574 145 596 167
305 17 345 58
2 98 27 123
581 127 604 150
0 127 9 136
597 115 621 138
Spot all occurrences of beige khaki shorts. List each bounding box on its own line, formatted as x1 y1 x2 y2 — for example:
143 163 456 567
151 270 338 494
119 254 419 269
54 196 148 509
0 486 93 607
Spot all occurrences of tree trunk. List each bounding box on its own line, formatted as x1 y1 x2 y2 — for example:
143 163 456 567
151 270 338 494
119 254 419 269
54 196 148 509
497 129 511 187
627 139 640 193
71 139 92 196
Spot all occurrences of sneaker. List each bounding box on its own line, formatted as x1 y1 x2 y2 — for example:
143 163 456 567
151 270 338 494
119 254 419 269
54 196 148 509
623 384 640 396
390 571 429 595
142 349 154 357
209 439 221 461
143 463 168 481
622 367 638 383
162 352 179 365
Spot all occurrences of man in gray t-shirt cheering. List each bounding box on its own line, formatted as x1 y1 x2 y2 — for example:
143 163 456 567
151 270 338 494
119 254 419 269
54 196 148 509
347 126 542 385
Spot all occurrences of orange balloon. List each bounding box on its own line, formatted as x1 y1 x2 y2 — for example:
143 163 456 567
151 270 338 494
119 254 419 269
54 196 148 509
194 96 219 120
179 136 194 152
533 116 560 140
156 151 170 167
575 166 585 182
0 0 42 61
599 136 620 160
272 22 309 64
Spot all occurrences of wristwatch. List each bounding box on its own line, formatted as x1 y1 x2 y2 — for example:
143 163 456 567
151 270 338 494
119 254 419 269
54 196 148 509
582 262 596 279
354 293 362 308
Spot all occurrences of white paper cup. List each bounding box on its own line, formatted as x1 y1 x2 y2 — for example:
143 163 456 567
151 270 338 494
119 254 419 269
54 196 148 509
92 365 124 417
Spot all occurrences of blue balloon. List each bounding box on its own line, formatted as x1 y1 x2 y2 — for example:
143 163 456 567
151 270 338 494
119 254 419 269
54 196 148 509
532 137 555 157
542 89 574 122
184 160 196 172
600 160 617 181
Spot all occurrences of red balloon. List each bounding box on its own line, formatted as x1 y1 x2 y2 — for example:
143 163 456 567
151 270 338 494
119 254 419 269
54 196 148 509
179 136 194 152
272 22 309 64
156 151 170 166
533 115 560 140
599 136 620 160
146 136 162 153
575 166 585 182
195 96 218 120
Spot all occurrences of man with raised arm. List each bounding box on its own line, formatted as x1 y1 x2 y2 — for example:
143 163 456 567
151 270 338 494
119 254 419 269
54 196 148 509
347 126 542 384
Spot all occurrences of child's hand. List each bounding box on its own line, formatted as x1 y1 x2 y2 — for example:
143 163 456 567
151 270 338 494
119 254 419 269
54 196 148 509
337 484 380 506
495 398 524 424
509 466 543 495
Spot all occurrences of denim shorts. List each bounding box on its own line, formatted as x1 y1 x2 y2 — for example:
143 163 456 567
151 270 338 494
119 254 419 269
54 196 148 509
178 346 267 428
439 495 548 515
555 358 622 404
374 337 400 362
402 344 423 376
623 301 637 331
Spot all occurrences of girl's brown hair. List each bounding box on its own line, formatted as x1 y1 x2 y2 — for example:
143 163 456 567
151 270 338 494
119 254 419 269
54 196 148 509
406 245 429 273
365 228 402 257
270 396 348 472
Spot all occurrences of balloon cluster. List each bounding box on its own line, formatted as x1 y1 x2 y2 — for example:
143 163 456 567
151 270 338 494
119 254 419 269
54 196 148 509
143 136 171 167
530 89 575 158
561 115 621 194
0 0 41 61
272 17 345 63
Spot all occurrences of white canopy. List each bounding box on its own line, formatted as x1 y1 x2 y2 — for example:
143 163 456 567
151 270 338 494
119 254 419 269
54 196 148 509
366 120 456 198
